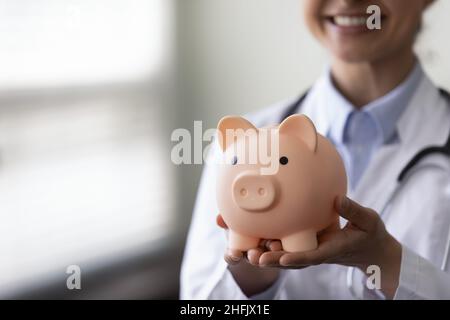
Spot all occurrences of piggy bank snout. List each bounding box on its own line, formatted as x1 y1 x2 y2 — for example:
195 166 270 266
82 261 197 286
232 173 276 211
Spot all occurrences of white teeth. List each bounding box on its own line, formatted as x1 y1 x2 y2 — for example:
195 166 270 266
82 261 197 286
333 16 367 27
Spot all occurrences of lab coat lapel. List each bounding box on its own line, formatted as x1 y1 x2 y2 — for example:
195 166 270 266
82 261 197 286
350 76 449 214
299 76 334 136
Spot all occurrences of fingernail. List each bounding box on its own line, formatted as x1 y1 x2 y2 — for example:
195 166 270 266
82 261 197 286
279 260 289 267
230 255 240 262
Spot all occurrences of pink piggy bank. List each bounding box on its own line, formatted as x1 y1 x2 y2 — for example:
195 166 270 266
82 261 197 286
216 114 347 252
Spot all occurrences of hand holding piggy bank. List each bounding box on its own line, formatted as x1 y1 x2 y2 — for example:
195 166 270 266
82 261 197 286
216 114 347 253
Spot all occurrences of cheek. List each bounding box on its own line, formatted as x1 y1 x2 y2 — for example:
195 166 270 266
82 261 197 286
382 0 424 41
302 0 325 38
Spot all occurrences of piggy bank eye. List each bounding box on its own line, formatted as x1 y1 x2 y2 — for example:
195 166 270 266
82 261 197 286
231 156 238 165
279 156 288 165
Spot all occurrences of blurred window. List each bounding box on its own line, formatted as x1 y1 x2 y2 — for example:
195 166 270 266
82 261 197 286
0 0 170 88
0 0 174 296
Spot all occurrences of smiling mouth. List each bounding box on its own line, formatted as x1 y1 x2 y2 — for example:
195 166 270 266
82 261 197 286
324 14 386 33
332 15 368 27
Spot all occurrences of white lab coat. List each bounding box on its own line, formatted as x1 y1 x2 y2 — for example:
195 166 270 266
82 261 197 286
180 72 450 300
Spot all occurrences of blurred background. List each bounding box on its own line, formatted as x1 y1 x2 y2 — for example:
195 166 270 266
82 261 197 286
0 0 449 299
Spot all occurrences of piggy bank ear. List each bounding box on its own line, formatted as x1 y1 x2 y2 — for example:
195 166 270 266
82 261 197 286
217 116 257 152
279 114 318 153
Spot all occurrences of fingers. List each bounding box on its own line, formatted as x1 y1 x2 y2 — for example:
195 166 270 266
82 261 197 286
247 248 263 265
258 251 309 269
229 240 331 269
279 251 324 267
279 237 345 267
259 251 285 267
335 196 377 232
247 240 283 265
263 240 283 252
227 240 283 267
216 214 228 229
224 248 243 265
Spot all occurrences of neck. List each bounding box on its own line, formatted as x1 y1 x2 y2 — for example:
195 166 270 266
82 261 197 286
330 48 416 109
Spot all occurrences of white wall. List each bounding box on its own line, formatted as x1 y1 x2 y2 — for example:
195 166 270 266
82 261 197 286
178 0 450 126
418 0 450 87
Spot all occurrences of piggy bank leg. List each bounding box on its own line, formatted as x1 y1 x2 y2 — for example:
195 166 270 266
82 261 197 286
228 231 260 252
281 230 318 253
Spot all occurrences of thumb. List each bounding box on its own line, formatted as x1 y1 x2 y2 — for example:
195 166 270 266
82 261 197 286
335 196 376 232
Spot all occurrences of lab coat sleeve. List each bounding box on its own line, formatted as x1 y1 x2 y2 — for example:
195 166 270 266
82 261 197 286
354 164 450 300
392 167 450 300
209 267 288 300
394 246 450 300
180 142 287 300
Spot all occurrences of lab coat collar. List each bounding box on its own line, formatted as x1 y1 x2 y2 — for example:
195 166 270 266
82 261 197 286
367 63 424 144
319 63 423 146
299 69 450 213
352 73 450 213
321 69 353 145
396 74 447 148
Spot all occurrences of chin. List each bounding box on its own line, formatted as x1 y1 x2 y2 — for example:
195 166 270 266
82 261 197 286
330 46 381 64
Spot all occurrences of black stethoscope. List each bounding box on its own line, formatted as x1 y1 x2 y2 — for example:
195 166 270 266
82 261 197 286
280 88 450 183
280 88 450 296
